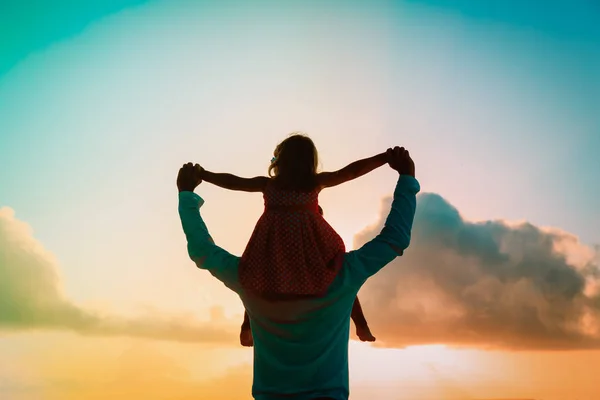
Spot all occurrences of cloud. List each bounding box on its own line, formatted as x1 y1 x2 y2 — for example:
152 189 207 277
0 207 237 344
354 193 600 350
4 189 600 352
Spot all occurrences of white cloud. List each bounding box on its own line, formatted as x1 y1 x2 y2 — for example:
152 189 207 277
0 206 237 344
354 193 600 350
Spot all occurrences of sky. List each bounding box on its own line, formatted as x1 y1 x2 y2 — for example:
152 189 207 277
0 0 599 399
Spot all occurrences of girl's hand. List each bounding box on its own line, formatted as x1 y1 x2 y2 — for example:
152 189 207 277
177 163 203 192
385 148 395 163
195 164 205 179
387 147 415 177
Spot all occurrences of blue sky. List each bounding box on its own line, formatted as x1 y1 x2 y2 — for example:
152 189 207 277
0 0 150 76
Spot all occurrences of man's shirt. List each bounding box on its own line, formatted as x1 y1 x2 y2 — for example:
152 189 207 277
178 175 420 400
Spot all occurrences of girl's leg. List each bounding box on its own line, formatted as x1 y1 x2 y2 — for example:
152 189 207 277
351 297 368 327
240 310 254 347
351 297 376 342
242 310 250 329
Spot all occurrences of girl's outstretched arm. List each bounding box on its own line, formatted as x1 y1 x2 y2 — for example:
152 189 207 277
202 170 269 192
317 152 388 189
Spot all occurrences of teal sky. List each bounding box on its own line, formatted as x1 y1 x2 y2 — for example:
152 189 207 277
0 0 599 312
0 0 150 76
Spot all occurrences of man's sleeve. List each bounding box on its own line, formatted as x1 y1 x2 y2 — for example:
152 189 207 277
343 175 420 286
178 191 241 292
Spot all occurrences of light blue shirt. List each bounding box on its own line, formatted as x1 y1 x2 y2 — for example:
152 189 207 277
178 175 420 400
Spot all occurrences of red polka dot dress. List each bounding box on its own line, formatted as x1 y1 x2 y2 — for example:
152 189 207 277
238 184 346 298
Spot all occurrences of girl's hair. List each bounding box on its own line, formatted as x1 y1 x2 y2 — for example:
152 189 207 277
268 132 319 190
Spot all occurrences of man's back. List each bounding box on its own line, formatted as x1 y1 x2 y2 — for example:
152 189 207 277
242 271 360 400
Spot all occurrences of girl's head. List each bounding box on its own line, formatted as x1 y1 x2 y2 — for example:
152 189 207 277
268 133 319 188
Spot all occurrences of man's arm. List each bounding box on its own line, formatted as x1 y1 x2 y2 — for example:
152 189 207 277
178 191 241 292
344 174 420 286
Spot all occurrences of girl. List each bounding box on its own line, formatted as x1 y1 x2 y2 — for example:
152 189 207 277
200 133 386 340
238 205 376 347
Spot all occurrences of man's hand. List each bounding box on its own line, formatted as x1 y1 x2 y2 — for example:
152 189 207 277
177 162 203 193
386 146 415 177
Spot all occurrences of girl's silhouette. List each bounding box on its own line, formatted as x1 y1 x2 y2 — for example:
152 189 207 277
200 133 385 344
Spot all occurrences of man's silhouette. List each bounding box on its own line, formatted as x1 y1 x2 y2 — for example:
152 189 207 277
177 146 419 400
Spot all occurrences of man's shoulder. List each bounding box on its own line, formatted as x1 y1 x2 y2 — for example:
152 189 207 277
325 259 366 293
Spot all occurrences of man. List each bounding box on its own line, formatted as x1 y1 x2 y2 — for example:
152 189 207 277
177 146 419 400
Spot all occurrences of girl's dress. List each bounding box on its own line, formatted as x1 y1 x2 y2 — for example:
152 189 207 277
238 183 346 298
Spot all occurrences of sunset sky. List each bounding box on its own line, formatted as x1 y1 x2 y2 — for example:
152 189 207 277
1 0 599 399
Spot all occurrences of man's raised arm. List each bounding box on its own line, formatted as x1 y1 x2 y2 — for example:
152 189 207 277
177 163 241 291
344 148 420 285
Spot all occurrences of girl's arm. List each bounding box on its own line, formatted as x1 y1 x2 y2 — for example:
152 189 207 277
317 152 388 189
201 170 269 192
